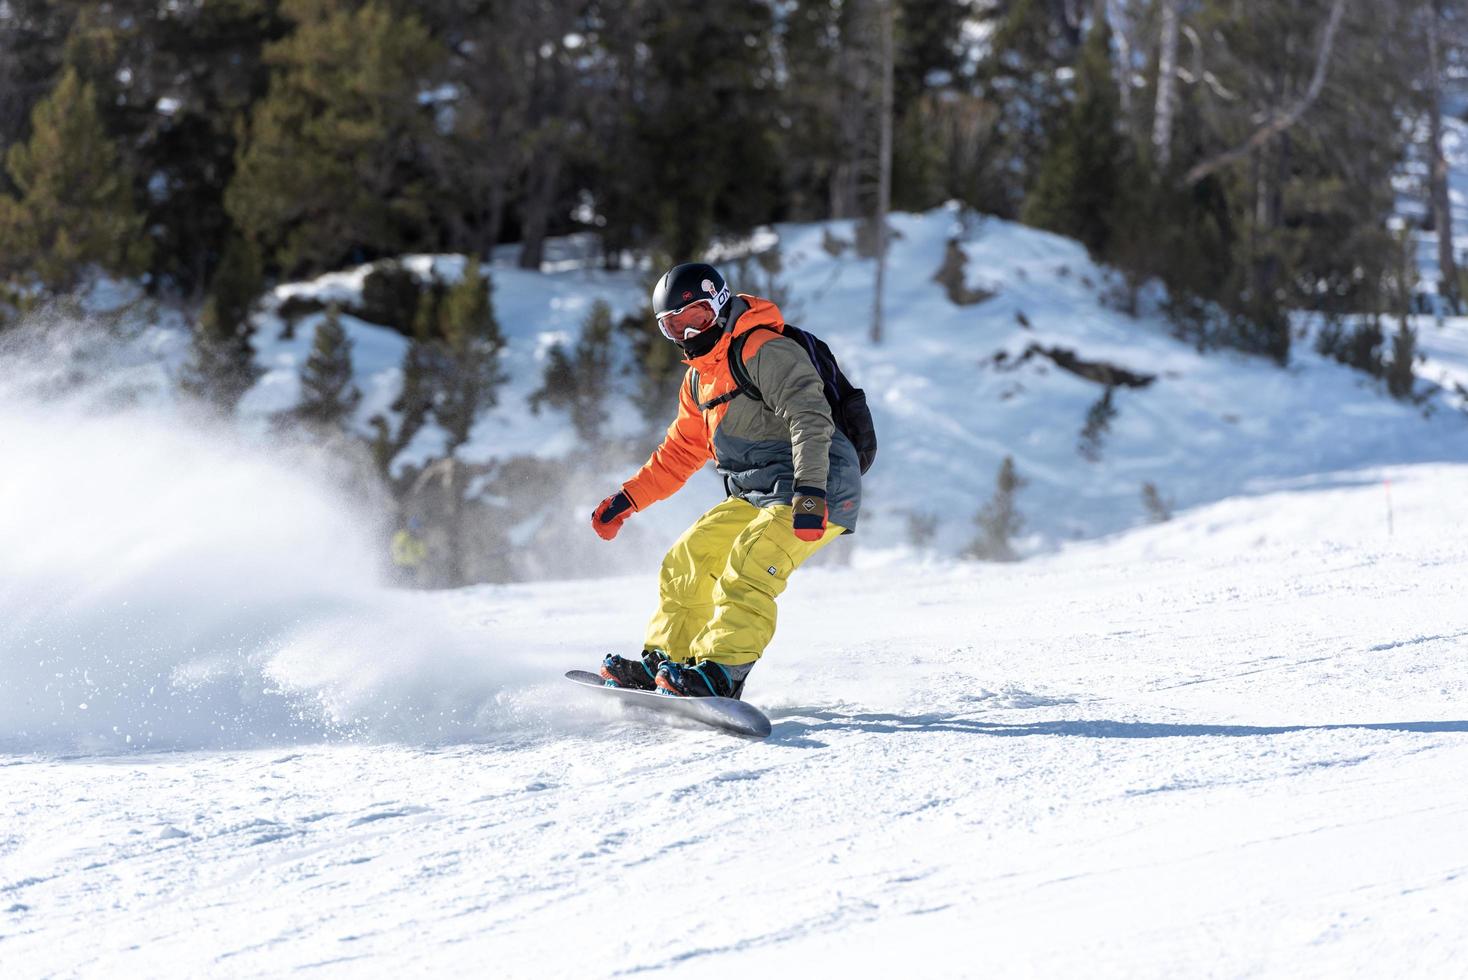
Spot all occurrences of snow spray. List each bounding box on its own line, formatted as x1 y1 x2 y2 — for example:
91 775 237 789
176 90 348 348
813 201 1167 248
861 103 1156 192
0 324 540 752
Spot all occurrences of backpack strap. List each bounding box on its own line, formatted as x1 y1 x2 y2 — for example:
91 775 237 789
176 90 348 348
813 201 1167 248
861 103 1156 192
690 326 778 411
691 366 743 411
726 329 768 402
696 386 746 411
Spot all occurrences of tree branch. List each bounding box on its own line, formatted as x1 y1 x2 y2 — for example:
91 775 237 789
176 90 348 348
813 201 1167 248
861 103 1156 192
1183 0 1348 187
1179 26 1240 102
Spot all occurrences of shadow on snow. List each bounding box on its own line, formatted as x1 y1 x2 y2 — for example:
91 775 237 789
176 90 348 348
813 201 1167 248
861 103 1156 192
766 710 1468 744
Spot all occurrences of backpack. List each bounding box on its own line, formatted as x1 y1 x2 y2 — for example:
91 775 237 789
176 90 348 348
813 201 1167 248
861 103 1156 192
692 324 877 475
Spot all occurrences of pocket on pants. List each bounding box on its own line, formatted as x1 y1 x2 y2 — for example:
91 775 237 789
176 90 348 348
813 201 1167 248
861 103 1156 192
734 528 796 598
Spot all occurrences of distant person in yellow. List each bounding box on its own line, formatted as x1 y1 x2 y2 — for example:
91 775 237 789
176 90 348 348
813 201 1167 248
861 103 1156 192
391 516 429 588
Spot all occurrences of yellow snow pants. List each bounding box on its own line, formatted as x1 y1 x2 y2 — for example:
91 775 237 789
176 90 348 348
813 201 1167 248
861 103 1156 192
645 497 845 666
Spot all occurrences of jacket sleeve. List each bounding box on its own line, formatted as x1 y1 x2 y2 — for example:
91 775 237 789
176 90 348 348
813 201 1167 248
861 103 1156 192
621 372 712 509
746 336 834 492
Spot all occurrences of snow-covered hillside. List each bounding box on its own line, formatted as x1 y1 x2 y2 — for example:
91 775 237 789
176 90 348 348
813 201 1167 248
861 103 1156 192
12 206 1466 567
5 204 1468 976
3 462 1466 976
213 205 1468 562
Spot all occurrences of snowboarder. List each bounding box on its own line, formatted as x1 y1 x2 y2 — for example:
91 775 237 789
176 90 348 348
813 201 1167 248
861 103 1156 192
591 262 863 698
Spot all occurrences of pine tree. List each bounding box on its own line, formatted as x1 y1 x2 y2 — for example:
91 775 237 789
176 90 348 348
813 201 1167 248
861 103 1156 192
413 0 539 261
1345 319 1386 377
510 2 584 271
367 275 446 474
609 270 687 429
770 0 845 221
225 0 443 276
1078 386 1118 462
381 260 506 587
772 0 972 223
433 260 506 452
296 304 360 428
529 299 615 448
1386 321 1418 400
370 333 435 477
181 235 263 411
0 2 71 158
1022 17 1124 257
1142 482 1173 523
891 0 971 114
1180 0 1413 363
974 0 1086 219
622 301 686 429
0 67 149 292
894 91 1004 215
56 0 288 295
620 1 781 258
965 456 1027 562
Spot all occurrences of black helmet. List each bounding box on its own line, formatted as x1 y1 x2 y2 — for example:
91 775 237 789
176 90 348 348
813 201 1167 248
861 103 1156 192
652 262 731 345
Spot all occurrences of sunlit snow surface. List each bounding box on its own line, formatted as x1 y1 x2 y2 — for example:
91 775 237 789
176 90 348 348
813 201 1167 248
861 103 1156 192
3 209 1468 975
3 463 1467 976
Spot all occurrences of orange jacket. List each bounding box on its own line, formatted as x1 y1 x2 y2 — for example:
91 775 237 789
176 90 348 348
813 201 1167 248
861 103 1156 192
620 293 863 533
621 296 794 509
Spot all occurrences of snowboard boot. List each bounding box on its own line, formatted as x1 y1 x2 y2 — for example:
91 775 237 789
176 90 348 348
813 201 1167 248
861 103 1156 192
654 659 754 700
599 649 670 691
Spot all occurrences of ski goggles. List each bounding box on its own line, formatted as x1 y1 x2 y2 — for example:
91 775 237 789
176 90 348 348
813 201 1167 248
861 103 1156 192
656 299 719 342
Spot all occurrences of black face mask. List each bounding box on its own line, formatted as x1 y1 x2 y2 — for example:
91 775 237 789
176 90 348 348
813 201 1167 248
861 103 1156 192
679 326 722 358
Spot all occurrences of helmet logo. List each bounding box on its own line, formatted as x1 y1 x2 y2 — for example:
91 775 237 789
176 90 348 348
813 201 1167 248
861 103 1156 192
701 278 731 309
682 290 693 301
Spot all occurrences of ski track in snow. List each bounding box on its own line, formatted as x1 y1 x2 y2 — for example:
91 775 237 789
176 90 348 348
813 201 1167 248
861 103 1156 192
4 467 1468 977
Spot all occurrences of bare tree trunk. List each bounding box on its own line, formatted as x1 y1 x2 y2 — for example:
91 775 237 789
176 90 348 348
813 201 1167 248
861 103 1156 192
871 0 894 345
1244 130 1290 359
1107 0 1136 135
1428 0 1460 312
831 161 859 220
1184 0 1348 187
1153 0 1180 168
832 20 868 221
483 180 507 261
1249 138 1283 277
518 147 563 270
1264 132 1288 287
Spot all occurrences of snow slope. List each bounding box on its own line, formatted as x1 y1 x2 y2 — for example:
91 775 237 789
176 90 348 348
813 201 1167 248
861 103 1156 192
14 200 1465 568
5 197 1468 977
3 462 1466 976
208 205 1468 565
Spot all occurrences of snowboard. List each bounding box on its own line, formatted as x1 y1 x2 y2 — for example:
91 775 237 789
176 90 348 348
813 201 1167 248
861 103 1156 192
564 669 772 739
